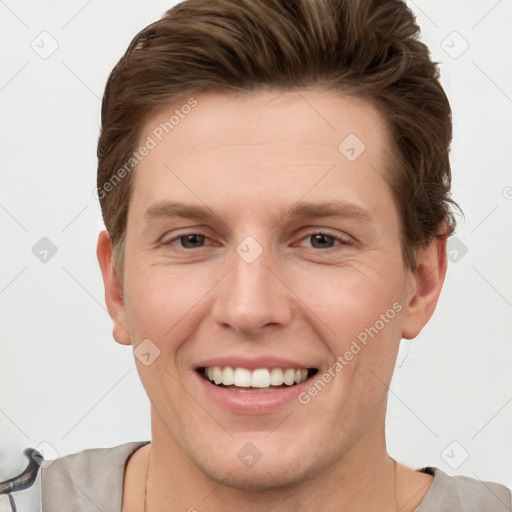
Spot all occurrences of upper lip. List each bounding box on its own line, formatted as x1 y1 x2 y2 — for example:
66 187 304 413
194 356 317 371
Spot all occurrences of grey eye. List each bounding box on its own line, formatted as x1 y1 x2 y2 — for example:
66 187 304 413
309 233 337 249
179 234 206 248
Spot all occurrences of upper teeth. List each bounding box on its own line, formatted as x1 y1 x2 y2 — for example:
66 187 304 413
204 367 309 388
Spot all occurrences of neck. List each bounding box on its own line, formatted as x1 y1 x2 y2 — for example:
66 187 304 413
143 405 402 512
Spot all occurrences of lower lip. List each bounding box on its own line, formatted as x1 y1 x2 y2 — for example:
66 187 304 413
193 370 313 415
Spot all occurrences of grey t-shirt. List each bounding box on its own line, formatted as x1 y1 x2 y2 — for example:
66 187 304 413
40 441 511 511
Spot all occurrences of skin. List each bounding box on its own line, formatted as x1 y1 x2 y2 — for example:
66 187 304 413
97 88 447 511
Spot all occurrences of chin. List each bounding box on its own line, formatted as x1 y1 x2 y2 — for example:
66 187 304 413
201 460 309 491
189 443 323 491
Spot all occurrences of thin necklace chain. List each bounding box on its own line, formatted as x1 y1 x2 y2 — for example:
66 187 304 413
143 447 400 512
144 446 151 512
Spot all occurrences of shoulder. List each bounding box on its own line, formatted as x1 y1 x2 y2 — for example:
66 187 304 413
415 467 512 512
41 440 150 512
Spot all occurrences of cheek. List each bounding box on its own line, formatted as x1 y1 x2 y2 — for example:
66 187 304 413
124 263 209 341
303 265 404 402
299 262 402 338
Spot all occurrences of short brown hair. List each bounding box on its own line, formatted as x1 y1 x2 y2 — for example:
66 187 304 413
97 0 462 274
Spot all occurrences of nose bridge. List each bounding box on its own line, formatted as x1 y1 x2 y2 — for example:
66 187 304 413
212 234 291 334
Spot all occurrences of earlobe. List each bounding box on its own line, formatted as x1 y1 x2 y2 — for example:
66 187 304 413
96 230 131 346
401 234 448 340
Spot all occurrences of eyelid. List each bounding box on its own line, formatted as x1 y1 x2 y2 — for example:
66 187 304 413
160 227 352 249
160 229 213 246
294 228 352 247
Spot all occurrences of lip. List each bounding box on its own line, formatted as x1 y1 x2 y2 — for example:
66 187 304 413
192 366 318 415
194 356 314 371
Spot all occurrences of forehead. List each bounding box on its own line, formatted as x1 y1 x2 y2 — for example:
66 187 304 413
130 88 396 223
140 88 389 157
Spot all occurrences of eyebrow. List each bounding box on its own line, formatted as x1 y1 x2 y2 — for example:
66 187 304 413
144 200 371 225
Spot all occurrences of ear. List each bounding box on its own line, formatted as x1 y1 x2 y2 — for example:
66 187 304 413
97 230 131 346
401 233 448 340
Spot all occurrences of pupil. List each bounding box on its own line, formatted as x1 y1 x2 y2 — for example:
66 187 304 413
180 234 334 249
312 234 334 248
182 234 205 248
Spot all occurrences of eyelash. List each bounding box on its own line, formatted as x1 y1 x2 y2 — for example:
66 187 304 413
162 229 350 250
299 230 351 249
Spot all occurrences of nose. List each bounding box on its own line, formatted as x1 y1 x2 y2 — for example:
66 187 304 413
211 238 293 336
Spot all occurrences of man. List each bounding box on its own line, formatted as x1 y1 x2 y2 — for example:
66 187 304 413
40 0 511 510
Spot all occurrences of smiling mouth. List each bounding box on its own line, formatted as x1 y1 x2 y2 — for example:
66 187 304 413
197 366 319 392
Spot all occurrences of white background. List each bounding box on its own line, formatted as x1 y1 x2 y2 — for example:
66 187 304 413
1 0 511 506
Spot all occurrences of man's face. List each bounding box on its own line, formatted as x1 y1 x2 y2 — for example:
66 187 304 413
106 89 425 488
